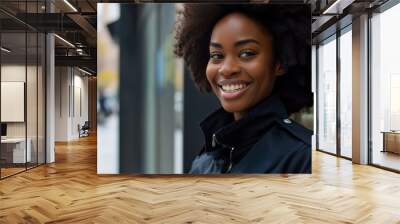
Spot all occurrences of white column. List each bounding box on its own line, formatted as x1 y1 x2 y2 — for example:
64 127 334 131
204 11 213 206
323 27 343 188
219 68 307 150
46 33 55 163
352 14 369 164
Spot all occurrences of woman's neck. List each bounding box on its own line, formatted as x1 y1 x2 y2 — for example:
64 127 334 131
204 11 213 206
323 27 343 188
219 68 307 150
233 111 247 121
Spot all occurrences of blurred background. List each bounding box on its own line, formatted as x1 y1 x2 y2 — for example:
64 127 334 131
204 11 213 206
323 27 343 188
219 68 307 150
97 3 120 174
97 3 312 174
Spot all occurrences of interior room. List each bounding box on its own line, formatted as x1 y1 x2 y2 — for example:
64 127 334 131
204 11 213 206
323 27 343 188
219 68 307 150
0 0 400 223
370 3 400 171
0 23 46 178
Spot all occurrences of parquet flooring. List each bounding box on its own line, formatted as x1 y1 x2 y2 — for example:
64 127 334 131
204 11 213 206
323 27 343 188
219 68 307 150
1 163 44 178
1 167 26 178
1 135 400 223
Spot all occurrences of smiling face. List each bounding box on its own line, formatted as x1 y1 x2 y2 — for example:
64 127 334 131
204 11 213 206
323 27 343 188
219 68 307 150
206 12 283 120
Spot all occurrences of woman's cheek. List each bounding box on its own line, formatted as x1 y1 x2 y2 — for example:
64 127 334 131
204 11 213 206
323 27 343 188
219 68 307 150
245 57 266 74
206 63 217 86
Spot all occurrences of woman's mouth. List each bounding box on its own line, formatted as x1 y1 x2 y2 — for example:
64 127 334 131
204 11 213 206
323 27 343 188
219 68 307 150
220 83 248 92
217 81 251 100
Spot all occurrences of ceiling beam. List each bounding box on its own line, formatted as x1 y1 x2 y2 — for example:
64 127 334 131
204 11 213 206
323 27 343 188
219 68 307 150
66 13 97 37
55 55 96 71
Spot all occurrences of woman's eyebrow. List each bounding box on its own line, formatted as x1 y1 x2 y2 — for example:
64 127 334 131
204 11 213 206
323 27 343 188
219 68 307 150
210 42 223 48
234 39 260 47
210 39 260 48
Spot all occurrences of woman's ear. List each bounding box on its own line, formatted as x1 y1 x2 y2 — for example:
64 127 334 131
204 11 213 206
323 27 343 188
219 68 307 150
274 63 285 76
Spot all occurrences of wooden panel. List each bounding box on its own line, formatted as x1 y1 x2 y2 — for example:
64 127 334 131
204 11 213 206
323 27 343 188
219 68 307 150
385 132 400 154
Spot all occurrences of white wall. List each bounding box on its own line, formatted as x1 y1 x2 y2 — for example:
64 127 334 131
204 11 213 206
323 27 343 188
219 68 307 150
55 67 69 141
72 73 89 137
1 65 26 131
1 65 35 138
55 67 89 141
1 63 46 164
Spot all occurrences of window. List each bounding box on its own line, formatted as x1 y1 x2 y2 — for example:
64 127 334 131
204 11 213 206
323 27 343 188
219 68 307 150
370 2 400 171
339 27 352 158
317 35 337 154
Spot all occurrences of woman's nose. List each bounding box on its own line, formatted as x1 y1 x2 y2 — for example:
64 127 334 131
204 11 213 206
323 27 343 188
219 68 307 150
218 56 241 77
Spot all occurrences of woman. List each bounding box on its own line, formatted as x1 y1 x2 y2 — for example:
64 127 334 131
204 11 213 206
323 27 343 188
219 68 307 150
174 4 313 174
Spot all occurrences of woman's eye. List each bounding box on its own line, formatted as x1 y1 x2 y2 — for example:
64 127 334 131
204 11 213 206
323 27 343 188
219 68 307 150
210 52 224 61
239 50 257 58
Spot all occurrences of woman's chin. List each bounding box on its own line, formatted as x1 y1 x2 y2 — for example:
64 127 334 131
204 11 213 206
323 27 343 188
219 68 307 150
220 101 247 114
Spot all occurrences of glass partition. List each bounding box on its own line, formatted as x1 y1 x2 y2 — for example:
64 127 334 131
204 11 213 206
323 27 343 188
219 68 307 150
0 1 46 179
1 30 28 177
317 35 337 155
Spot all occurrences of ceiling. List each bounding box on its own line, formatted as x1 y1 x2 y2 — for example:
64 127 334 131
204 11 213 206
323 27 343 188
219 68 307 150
0 0 392 74
0 0 100 73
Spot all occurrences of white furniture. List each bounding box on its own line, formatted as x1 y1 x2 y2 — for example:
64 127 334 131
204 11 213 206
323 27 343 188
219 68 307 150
1 138 31 163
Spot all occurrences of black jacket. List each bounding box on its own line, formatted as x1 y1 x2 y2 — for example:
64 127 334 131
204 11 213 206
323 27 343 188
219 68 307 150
189 94 312 174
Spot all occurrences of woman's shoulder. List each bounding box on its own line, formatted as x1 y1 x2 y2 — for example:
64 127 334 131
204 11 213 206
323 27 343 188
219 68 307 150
273 118 312 146
253 117 312 157
230 118 312 173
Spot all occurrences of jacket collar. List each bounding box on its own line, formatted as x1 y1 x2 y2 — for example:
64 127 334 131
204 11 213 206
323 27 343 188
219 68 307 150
200 94 288 152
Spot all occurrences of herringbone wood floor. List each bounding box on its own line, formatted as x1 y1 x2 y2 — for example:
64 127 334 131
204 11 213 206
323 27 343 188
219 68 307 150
1 135 400 224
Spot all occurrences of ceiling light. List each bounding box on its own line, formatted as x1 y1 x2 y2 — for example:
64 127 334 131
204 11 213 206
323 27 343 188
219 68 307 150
323 0 342 14
1 47 11 53
322 0 354 15
54 34 75 48
63 0 78 12
78 67 93 76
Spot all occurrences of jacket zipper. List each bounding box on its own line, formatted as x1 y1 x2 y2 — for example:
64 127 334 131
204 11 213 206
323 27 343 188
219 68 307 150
226 147 235 173
212 134 235 173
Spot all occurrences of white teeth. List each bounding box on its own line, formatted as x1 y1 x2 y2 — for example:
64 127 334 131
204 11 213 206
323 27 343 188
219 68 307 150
221 83 247 92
